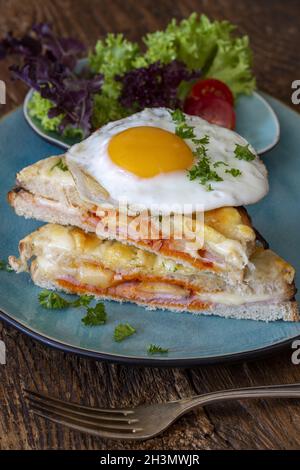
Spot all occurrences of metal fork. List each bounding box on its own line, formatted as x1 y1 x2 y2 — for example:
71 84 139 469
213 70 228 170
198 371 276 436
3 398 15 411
25 384 300 441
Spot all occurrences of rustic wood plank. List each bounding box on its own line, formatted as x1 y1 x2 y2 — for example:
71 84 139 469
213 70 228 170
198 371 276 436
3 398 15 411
0 0 300 450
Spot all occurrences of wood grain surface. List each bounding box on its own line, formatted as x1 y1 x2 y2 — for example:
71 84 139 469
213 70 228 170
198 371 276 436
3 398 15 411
0 0 300 450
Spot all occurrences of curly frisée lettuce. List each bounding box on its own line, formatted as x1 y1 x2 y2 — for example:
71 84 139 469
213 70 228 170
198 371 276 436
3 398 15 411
137 13 236 69
206 36 255 97
89 34 140 125
136 14 255 97
88 14 255 129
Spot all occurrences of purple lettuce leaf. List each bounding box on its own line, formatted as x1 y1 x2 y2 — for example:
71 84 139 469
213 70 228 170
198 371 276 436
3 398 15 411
0 23 102 136
117 60 201 111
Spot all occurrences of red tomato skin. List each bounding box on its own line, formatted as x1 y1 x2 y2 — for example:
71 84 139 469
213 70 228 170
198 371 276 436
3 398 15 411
190 78 234 106
184 95 236 130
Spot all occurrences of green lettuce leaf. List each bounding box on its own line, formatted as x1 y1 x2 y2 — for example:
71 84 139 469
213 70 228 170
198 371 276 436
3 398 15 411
28 91 63 132
28 92 84 138
205 36 256 96
137 13 255 97
89 34 140 126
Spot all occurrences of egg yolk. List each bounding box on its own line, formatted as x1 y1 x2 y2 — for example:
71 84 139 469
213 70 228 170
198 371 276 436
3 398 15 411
108 126 194 178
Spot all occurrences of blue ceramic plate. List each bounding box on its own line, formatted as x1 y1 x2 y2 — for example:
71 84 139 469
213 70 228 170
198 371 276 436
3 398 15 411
0 94 299 366
23 89 280 155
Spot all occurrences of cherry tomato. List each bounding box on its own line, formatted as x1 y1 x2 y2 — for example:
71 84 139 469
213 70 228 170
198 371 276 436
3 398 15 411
190 78 234 106
184 95 236 129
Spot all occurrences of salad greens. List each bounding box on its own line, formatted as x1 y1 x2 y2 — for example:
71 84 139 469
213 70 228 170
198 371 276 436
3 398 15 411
89 33 140 126
137 14 255 96
1 13 256 137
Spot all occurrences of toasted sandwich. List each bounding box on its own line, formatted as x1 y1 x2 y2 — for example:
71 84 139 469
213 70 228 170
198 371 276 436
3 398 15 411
7 108 298 321
9 155 258 282
9 224 298 321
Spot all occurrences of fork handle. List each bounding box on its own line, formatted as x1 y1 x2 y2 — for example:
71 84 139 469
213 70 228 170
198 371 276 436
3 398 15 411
178 383 300 413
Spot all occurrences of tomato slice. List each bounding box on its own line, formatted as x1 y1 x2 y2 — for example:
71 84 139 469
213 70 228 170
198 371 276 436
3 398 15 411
184 95 236 129
190 78 234 106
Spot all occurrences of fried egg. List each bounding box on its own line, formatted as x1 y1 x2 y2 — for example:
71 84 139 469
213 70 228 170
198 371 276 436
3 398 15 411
66 108 268 214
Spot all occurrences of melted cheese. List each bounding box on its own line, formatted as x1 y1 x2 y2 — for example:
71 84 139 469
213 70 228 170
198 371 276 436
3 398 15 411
10 224 295 306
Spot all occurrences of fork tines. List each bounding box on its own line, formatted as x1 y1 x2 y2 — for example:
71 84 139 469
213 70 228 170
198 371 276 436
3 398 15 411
24 389 143 439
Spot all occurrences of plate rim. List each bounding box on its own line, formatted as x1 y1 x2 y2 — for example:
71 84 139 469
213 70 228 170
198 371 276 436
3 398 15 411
250 91 280 154
0 95 297 367
23 89 280 155
23 90 70 150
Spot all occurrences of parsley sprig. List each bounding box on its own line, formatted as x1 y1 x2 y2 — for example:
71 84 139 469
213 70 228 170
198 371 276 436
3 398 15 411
38 290 94 309
81 302 107 326
38 291 70 309
213 161 229 168
234 143 256 161
38 290 108 327
171 109 196 139
114 323 136 342
147 344 169 355
225 168 242 177
51 158 68 172
72 295 95 308
0 260 13 272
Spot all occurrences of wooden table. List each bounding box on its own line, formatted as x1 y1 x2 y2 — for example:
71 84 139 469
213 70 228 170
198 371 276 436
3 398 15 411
0 0 300 450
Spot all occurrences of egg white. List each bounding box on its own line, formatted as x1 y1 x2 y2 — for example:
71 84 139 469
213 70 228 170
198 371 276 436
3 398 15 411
66 108 269 214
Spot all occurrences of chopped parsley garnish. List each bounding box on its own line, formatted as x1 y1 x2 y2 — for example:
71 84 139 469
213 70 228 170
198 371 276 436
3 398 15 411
114 323 136 342
81 302 107 326
193 140 209 158
171 109 196 140
38 290 94 309
234 143 256 161
213 161 229 168
225 168 242 177
72 294 95 308
0 260 13 272
188 154 223 188
170 109 224 190
38 290 70 309
147 344 169 355
38 290 105 326
170 110 251 189
51 158 68 172
170 108 187 124
192 135 210 146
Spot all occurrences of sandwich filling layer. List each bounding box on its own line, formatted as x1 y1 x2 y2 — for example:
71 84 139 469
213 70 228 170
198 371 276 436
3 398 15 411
9 224 296 316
